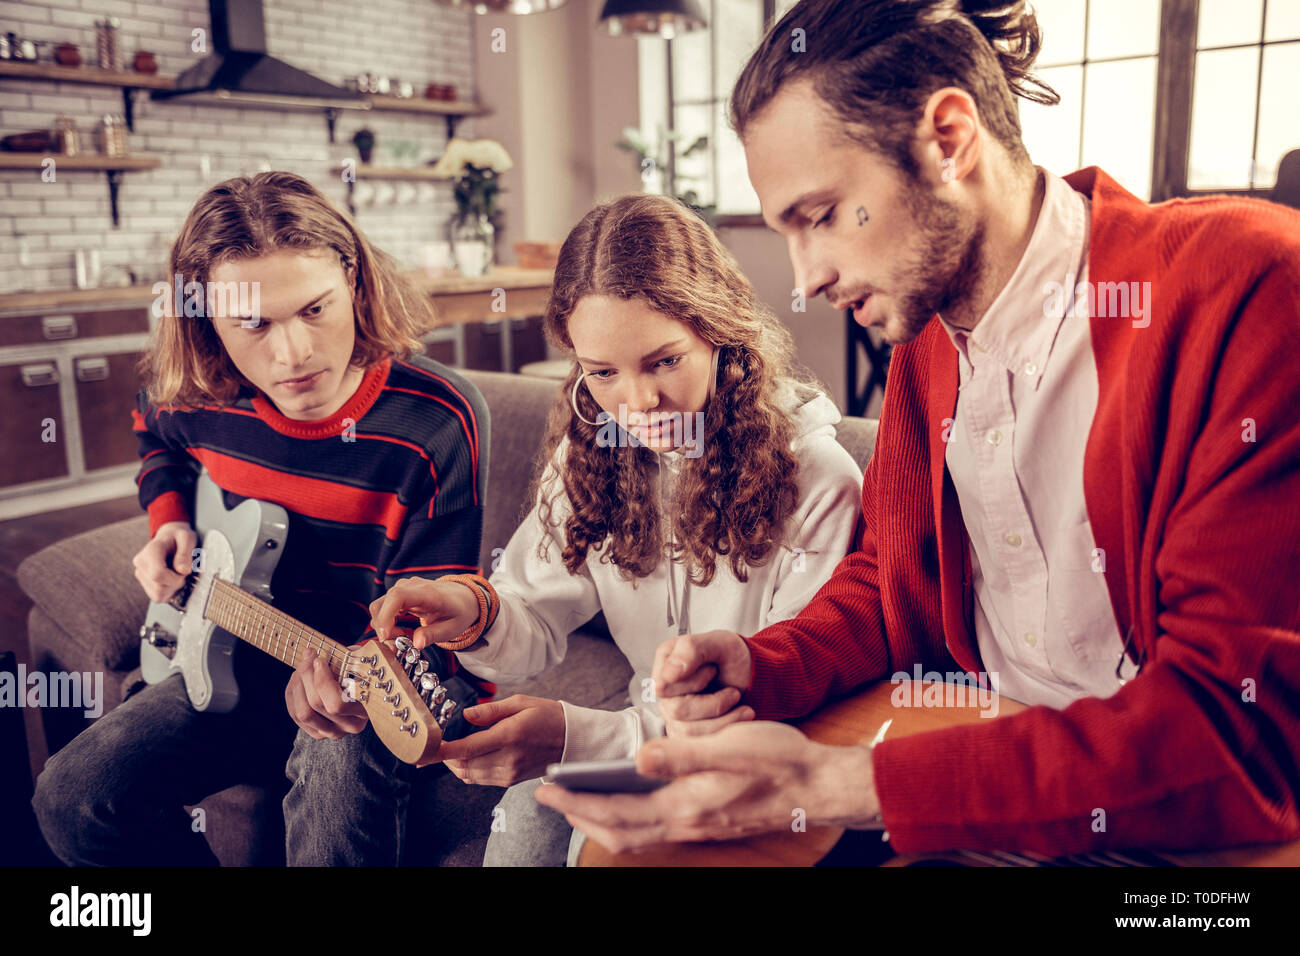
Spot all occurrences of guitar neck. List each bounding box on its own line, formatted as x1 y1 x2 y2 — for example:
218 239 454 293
204 577 350 677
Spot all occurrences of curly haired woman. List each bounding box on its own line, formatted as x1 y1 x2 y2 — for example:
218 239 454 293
368 193 863 865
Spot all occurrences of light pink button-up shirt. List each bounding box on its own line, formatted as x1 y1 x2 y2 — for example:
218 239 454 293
938 169 1127 709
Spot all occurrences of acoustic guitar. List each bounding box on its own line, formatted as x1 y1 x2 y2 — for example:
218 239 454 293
579 682 1300 866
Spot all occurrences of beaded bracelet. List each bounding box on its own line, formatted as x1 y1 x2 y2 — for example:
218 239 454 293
435 573 500 650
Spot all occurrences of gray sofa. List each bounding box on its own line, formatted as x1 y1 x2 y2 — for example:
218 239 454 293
19 369 878 865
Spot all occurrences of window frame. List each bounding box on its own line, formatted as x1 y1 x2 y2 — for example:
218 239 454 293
664 0 1287 224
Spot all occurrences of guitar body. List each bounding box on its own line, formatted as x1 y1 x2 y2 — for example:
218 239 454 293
135 470 459 765
578 681 1010 867
579 683 1300 867
139 472 289 712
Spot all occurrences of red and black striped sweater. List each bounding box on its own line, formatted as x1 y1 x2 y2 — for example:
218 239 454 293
133 355 489 667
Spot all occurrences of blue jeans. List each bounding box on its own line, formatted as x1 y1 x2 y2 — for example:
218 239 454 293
482 778 585 867
33 655 487 866
33 654 296 866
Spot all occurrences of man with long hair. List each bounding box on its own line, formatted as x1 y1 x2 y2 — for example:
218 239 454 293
34 172 492 865
538 0 1300 859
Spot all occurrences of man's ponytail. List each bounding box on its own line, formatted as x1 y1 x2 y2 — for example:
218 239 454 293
731 0 1060 174
958 0 1059 105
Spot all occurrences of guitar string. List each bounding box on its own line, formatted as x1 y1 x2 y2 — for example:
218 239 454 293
208 580 350 675
203 579 438 728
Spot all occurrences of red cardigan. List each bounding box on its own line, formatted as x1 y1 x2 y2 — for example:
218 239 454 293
743 167 1300 856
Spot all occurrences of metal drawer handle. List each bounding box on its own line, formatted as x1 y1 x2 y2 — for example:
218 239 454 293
41 315 77 340
21 363 60 387
75 357 110 382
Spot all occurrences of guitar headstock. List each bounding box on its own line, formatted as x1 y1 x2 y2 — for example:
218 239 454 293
345 637 455 767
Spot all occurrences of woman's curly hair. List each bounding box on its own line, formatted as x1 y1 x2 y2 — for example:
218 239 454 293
535 193 816 587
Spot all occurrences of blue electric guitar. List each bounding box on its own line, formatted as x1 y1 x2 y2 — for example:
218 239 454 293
138 471 465 767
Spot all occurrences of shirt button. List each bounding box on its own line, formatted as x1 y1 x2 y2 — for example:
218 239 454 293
1004 532 1022 548
1024 632 1038 647
1023 361 1038 376
986 429 1003 446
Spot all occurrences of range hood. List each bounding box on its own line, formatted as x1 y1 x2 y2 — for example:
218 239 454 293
151 0 368 111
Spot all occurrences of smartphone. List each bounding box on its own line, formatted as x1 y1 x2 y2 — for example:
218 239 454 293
545 758 668 793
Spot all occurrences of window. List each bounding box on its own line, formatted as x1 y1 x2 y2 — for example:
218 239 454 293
1019 0 1161 199
644 0 1299 211
1186 0 1300 189
637 0 797 221
1022 0 1300 200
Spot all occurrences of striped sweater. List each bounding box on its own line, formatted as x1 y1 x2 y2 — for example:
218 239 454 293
133 355 489 661
742 167 1300 857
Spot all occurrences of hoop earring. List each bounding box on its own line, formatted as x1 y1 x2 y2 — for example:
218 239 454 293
707 347 720 402
940 156 956 184
570 370 607 427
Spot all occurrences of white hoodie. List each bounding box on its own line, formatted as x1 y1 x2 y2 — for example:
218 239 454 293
455 385 864 762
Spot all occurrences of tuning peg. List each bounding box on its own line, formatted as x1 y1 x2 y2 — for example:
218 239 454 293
410 659 430 678
419 673 441 693
425 683 447 711
393 635 413 656
437 699 458 727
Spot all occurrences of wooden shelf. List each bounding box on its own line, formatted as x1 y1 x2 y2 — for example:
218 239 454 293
333 164 446 181
0 153 161 171
0 153 161 226
360 94 487 140
0 60 489 140
363 95 486 117
0 60 176 90
0 60 175 133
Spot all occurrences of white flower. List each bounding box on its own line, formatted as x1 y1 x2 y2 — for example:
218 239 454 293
429 138 514 178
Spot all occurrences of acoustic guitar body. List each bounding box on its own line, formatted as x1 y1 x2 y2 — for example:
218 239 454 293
579 683 1300 867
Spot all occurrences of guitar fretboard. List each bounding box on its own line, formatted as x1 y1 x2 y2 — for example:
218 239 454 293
204 578 351 677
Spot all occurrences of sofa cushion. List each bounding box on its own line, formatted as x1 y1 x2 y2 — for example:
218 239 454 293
18 515 150 672
834 416 879 472
460 369 565 573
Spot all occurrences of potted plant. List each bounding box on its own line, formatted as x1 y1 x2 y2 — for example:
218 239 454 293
351 128 375 165
616 125 717 228
428 138 514 278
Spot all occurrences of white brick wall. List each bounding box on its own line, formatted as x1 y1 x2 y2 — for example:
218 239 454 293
0 0 478 292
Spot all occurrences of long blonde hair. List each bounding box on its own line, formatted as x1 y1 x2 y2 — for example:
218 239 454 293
143 171 430 405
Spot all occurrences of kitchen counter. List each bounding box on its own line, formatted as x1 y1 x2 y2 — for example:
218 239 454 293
0 267 555 318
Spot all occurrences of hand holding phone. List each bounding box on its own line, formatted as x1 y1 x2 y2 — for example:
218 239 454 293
545 758 668 793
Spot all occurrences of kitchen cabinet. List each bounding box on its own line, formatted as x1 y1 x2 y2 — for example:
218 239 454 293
0 304 150 500
0 268 554 511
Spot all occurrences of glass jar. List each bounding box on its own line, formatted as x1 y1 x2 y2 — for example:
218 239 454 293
95 114 127 157
450 212 494 278
96 18 121 71
53 116 79 156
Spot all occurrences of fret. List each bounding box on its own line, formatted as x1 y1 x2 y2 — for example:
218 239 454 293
286 618 299 668
203 578 344 673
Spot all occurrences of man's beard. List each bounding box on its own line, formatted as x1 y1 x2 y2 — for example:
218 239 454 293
887 187 985 343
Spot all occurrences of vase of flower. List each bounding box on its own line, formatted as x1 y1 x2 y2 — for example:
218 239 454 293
429 137 513 278
450 211 494 278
